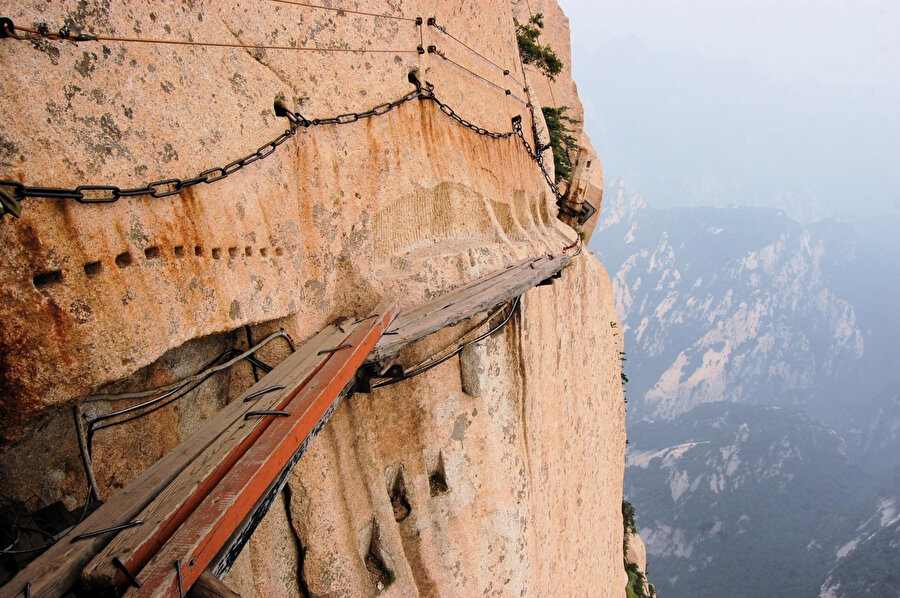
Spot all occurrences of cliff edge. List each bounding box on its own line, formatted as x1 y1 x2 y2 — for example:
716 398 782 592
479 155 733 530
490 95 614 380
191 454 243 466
0 1 626 595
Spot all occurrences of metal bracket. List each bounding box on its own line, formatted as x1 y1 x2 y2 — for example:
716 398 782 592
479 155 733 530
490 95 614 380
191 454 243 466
70 520 144 542
537 271 562 287
317 343 353 356
244 410 289 420
352 363 404 394
0 187 22 218
577 200 597 225
111 557 142 589
242 385 285 403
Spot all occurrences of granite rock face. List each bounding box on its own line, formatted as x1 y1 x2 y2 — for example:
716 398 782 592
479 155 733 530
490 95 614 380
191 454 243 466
626 531 649 595
0 1 626 595
511 0 604 240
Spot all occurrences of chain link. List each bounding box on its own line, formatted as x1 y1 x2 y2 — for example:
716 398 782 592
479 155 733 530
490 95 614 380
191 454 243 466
1 80 564 216
511 116 563 200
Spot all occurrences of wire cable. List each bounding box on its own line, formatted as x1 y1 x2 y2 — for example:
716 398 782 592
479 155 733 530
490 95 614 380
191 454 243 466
428 19 526 90
371 296 521 389
0 487 93 555
84 331 292 403
267 0 419 23
1 21 417 54
429 46 527 105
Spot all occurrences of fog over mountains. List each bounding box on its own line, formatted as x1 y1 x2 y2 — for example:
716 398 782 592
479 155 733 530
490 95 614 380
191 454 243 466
591 184 899 597
567 7 900 238
596 184 900 472
577 35 900 226
562 2 899 592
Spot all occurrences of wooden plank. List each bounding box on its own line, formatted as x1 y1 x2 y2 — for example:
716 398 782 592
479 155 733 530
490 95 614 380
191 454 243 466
370 254 568 364
381 255 553 338
187 571 240 598
385 255 545 333
209 368 342 579
209 377 347 578
79 323 354 594
0 325 345 598
125 300 397 597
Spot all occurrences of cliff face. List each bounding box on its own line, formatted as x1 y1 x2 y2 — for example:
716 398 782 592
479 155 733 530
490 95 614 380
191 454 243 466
0 1 625 595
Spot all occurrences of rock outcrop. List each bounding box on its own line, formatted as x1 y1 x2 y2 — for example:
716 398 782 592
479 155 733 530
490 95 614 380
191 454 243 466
0 1 626 595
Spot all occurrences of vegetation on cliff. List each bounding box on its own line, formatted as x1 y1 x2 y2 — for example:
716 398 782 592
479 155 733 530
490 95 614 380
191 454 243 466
541 106 579 183
624 500 655 598
515 13 563 80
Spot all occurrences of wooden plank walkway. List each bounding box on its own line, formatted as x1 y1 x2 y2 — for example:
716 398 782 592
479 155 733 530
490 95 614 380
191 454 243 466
0 249 570 598
0 319 365 598
79 320 366 593
369 253 569 367
123 300 397 597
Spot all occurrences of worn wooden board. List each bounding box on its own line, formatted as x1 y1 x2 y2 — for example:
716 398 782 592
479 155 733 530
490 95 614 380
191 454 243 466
370 254 568 365
80 323 354 594
187 571 240 598
0 326 342 598
209 377 349 578
383 255 540 332
124 300 397 597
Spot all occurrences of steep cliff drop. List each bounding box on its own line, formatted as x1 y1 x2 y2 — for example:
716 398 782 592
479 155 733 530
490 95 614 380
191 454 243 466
0 1 627 595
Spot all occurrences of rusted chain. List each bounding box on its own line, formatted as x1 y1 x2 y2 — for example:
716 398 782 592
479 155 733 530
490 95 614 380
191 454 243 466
1 72 560 216
512 115 563 199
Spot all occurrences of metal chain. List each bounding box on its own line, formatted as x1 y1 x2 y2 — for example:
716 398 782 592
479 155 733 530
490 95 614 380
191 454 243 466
0 90 419 212
417 82 513 140
511 116 563 200
0 78 563 216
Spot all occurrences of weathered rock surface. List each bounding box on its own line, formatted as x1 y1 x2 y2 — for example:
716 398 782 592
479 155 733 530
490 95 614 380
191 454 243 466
0 1 626 595
626 531 649 594
511 0 603 240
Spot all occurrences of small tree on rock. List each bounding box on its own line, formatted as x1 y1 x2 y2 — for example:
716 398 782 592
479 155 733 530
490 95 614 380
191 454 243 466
515 13 564 80
541 105 580 183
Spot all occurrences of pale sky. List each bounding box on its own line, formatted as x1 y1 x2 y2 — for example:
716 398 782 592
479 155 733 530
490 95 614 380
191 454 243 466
557 0 900 225
559 0 900 90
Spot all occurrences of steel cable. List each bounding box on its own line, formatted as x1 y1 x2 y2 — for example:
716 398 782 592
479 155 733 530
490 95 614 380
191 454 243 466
267 0 419 23
427 17 526 90
371 296 521 389
83 330 292 403
427 45 528 105
0 18 416 53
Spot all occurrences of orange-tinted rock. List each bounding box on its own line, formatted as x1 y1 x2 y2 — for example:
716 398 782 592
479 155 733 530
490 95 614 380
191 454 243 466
0 1 624 595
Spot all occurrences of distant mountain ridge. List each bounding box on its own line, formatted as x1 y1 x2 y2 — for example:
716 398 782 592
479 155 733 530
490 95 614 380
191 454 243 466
593 181 900 472
590 181 900 597
625 402 894 598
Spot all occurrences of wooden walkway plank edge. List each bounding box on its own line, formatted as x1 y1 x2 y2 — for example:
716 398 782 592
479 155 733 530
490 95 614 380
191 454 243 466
0 323 344 598
370 253 568 365
385 255 547 332
79 322 357 593
125 299 397 597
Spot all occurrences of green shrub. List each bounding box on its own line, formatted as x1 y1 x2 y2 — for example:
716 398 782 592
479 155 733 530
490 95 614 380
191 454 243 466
626 581 639 598
541 105 580 183
515 14 564 80
623 500 637 535
626 567 651 598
